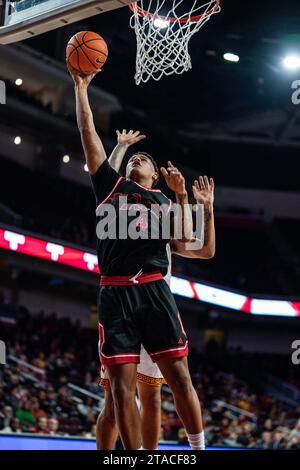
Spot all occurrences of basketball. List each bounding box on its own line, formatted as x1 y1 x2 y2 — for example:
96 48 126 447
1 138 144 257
66 31 108 74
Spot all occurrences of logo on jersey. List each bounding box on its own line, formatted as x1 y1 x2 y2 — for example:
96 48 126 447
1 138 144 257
108 192 143 205
129 269 144 284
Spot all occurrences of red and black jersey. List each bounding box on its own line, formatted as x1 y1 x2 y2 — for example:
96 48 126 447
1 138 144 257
90 160 173 277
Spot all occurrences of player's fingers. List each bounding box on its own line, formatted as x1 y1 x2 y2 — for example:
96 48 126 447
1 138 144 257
132 130 140 137
204 175 210 189
199 176 205 190
116 130 121 136
130 137 145 145
122 129 126 134
135 135 146 142
67 63 83 79
160 167 169 179
66 62 74 74
168 165 179 173
210 178 215 192
194 180 200 192
167 160 176 169
129 130 134 134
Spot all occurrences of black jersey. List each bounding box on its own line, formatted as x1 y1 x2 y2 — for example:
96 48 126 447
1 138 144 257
90 160 173 277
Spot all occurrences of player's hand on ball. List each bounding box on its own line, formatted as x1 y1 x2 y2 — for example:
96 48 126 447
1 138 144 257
67 63 100 87
161 161 187 197
116 129 146 147
192 176 214 206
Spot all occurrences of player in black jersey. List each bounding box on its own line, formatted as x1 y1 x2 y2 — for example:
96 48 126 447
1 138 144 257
96 130 216 450
69 67 204 450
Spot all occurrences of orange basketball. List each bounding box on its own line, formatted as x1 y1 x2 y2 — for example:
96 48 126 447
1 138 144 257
66 31 108 74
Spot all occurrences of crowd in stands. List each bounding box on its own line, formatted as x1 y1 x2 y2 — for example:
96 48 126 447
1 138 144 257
163 356 300 449
0 304 101 437
1 303 299 449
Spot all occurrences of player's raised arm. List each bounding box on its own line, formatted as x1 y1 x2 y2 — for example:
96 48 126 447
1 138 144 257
192 176 215 258
109 129 146 171
68 66 106 175
161 162 193 243
173 175 215 258
170 176 215 259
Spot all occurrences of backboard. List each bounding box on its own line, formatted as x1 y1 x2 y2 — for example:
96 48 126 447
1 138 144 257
0 0 129 44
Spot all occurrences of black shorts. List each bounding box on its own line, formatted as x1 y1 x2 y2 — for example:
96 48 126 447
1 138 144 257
97 275 188 367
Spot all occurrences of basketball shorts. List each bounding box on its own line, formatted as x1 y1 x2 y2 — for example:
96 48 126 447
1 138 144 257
99 345 165 388
97 276 188 368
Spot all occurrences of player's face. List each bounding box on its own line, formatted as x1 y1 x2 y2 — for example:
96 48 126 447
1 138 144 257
126 154 157 184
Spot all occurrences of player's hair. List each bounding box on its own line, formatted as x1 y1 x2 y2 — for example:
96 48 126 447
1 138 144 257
131 151 160 187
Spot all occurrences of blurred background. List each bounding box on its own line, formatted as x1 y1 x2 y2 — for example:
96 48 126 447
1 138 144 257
0 0 300 450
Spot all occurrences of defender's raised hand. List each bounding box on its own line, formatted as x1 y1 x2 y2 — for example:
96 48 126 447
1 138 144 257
192 176 214 206
160 161 186 197
116 129 146 147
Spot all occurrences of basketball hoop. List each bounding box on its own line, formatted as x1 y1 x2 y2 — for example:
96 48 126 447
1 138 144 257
129 0 221 85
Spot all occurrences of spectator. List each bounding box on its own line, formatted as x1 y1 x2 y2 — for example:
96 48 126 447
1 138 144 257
33 353 46 370
1 406 13 429
0 417 22 434
263 418 274 433
291 418 300 439
163 413 181 441
287 436 300 450
15 399 36 426
178 427 188 445
30 398 47 420
237 422 255 447
256 431 273 450
272 430 284 449
48 418 59 435
34 416 50 435
84 424 96 439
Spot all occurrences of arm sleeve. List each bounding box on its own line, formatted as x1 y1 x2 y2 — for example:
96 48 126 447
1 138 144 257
90 160 121 205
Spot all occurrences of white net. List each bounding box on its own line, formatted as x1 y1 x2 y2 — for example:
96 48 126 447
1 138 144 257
129 0 221 85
